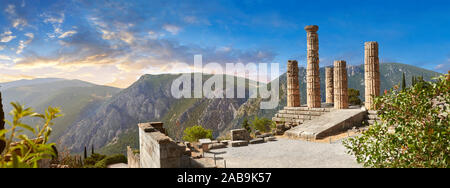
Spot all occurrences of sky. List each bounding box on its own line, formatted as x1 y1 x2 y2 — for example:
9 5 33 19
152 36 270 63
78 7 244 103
0 0 449 88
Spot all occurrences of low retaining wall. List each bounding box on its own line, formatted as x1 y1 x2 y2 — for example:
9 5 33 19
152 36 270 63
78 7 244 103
138 123 187 168
127 146 140 168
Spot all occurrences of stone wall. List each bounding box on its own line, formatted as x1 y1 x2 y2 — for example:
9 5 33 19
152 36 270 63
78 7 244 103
127 146 140 168
231 128 251 141
138 123 187 168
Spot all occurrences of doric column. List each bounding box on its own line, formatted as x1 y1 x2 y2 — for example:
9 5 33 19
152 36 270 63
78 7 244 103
364 41 380 110
325 67 334 104
287 60 300 107
305 25 321 108
334 60 348 109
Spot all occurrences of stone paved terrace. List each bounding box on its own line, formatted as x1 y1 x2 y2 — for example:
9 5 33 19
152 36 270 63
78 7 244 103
206 138 361 168
285 108 366 140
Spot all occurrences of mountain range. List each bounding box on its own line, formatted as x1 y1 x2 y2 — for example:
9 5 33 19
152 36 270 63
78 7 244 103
0 63 442 155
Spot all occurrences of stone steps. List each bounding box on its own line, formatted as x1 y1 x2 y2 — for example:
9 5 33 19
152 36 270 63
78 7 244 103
277 110 325 116
272 106 334 131
275 113 313 120
272 117 304 124
283 107 332 112
285 109 366 140
367 119 382 125
368 110 378 115
367 115 380 120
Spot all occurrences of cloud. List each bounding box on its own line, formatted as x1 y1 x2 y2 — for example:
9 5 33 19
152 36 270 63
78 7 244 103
16 33 34 54
4 4 28 29
0 45 5 51
163 24 181 35
43 13 65 24
0 55 11 61
58 30 77 38
0 31 16 43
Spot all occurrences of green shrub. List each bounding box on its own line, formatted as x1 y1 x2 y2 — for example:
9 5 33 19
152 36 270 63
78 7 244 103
0 102 62 168
83 154 126 168
241 118 251 133
94 154 127 168
83 153 106 166
250 116 272 133
348 88 361 106
344 74 449 168
182 125 213 142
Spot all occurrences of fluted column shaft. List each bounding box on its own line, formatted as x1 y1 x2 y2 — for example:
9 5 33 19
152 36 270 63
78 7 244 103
364 42 380 110
305 25 321 108
334 60 348 109
287 60 300 107
325 67 334 104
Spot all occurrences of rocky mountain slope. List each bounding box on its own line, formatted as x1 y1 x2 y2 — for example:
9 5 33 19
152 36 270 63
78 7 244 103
78 63 441 155
0 79 120 141
2 63 440 155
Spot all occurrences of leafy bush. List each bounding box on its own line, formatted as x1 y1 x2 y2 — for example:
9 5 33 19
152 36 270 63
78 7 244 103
93 154 127 168
250 116 272 133
182 125 213 142
83 153 126 168
0 102 62 168
241 118 251 133
83 153 106 166
344 74 449 168
348 88 361 106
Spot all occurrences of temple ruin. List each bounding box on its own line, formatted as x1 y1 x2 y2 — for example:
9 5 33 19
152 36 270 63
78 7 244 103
287 60 301 107
364 41 380 110
305 25 321 108
325 67 334 104
333 60 348 109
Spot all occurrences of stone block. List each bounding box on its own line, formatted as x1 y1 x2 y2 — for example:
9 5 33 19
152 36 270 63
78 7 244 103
231 129 250 141
220 140 230 145
249 138 264 144
209 142 227 150
231 140 249 147
264 136 276 142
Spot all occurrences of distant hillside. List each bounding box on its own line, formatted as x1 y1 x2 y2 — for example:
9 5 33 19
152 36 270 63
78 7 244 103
59 62 441 155
3 63 439 155
0 79 120 142
59 74 251 155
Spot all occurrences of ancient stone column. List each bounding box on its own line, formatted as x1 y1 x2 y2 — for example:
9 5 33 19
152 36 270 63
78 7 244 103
287 60 300 107
364 42 380 110
305 25 321 108
325 67 334 104
334 60 348 109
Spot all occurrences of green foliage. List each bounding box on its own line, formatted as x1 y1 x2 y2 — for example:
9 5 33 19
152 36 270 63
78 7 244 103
242 118 251 133
0 102 62 168
182 125 213 142
83 154 126 168
344 74 449 168
83 153 106 166
348 88 362 106
250 116 272 133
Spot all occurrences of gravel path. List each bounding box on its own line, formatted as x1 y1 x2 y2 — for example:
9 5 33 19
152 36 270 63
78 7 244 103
205 138 361 168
